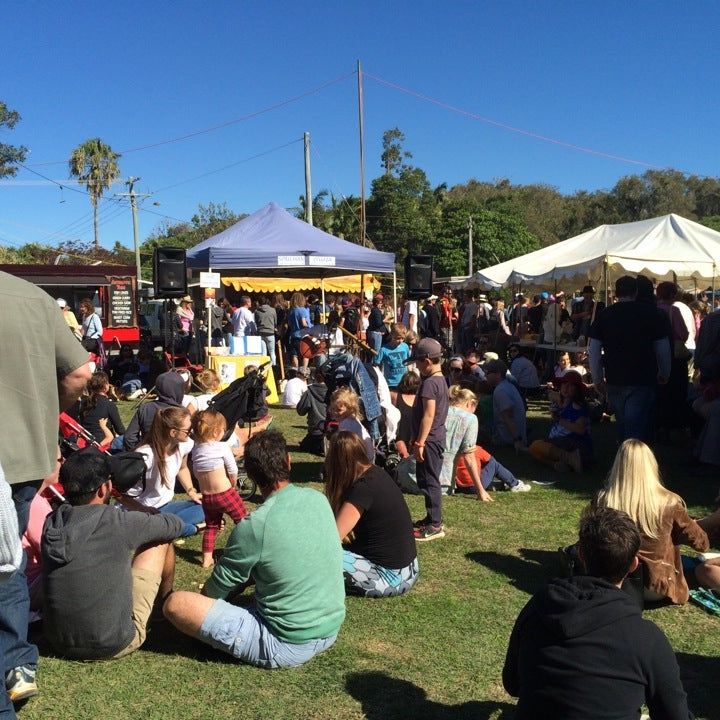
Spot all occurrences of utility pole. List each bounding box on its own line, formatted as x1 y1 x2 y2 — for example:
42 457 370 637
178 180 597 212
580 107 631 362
357 59 367 246
303 132 313 225
117 177 151 286
468 215 474 276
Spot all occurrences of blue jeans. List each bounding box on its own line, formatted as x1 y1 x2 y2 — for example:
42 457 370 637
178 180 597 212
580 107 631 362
159 500 205 537
367 331 383 354
0 483 40 697
606 384 656 443
198 598 337 668
480 456 519 489
260 335 276 367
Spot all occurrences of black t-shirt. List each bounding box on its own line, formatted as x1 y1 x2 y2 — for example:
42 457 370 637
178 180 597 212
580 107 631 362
71 396 126 443
589 301 669 386
411 373 449 444
345 465 416 568
527 304 544 333
368 306 385 333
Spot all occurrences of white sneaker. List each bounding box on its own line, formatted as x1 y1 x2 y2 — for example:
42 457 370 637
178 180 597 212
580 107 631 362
510 480 532 492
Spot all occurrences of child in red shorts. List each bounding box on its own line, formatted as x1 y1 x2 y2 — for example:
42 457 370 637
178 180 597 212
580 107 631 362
191 410 248 567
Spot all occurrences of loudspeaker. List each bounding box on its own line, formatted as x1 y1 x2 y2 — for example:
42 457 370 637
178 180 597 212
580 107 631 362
404 254 434 299
153 247 187 298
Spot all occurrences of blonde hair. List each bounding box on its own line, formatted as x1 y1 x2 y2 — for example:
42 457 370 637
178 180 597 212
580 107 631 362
191 409 227 443
195 369 220 393
596 439 680 540
290 292 306 308
330 387 361 419
449 385 477 407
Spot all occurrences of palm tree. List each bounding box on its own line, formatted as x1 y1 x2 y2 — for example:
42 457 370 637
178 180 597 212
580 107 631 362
68 138 121 248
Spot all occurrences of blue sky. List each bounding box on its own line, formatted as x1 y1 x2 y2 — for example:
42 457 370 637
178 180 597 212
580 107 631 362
1 1 718 251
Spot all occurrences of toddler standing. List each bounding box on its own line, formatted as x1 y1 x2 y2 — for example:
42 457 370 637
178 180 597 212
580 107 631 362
191 410 248 567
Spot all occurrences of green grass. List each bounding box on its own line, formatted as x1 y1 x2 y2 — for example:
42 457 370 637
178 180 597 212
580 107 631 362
23 400 720 720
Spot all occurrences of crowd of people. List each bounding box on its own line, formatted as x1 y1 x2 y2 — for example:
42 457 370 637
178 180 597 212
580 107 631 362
2 269 720 720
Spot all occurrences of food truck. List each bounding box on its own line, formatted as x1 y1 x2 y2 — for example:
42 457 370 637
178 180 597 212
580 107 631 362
0 264 140 347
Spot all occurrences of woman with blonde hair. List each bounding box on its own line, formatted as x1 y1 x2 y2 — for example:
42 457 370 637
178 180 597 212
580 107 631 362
324 431 418 597
124 406 205 537
596 439 708 604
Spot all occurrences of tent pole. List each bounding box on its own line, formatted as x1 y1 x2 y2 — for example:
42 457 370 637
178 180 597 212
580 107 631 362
393 272 398 324
321 276 326 326
206 266 213 366
604 257 609 306
713 264 717 306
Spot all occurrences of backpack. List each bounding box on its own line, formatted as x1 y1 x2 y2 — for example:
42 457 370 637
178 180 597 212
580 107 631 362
207 368 269 440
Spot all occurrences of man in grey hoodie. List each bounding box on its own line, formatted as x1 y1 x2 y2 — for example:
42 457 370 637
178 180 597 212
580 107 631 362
255 295 278 368
123 371 186 450
41 449 183 661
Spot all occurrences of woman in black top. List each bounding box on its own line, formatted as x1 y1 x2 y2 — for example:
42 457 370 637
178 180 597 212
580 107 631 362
77 371 126 446
324 431 418 597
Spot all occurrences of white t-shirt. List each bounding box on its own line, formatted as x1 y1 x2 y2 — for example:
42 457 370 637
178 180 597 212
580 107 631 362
493 379 527 445
128 439 194 509
282 378 307 407
402 300 418 333
191 440 236 474
338 416 375 462
232 306 256 336
191 393 214 412
510 356 540 389
674 301 696 350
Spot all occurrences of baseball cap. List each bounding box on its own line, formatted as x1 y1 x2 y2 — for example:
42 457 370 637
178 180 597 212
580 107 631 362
404 337 443 365
56 298 67 308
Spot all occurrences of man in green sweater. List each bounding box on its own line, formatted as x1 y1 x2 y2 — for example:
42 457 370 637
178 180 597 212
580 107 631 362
164 430 346 668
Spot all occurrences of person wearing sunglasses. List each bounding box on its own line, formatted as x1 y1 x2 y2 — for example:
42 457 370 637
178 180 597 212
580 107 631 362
124 407 205 537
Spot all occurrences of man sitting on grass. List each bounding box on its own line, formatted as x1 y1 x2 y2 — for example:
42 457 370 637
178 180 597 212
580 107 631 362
503 505 691 720
163 430 346 668
42 448 183 660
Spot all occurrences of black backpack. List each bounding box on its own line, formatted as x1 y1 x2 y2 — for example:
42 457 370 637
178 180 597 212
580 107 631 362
207 367 269 440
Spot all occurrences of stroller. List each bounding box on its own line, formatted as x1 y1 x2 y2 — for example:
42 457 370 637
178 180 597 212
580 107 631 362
206 361 274 500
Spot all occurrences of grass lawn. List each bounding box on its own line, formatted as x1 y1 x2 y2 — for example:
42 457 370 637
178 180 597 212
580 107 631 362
22 400 720 720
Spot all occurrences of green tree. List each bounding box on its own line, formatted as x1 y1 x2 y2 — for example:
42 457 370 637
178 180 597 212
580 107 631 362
68 138 121 248
0 101 28 178
701 216 720 233
381 127 412 175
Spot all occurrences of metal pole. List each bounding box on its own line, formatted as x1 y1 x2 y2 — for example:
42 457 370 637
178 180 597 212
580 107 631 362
604 257 609 306
392 271 398 324
468 215 473 276
357 60 367 247
320 277 326 327
713 263 716 306
206 266 213 365
303 132 313 225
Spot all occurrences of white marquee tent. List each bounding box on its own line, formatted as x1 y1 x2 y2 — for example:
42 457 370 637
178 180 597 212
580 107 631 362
463 214 720 292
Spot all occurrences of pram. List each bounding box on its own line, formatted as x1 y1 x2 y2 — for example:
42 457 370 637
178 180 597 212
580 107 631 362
206 361 275 500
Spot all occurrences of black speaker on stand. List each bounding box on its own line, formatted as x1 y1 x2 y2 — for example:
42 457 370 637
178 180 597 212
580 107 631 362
153 247 188 365
404 254 434 299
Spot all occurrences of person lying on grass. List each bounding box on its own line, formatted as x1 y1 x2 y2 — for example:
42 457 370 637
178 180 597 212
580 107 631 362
163 430 345 669
324 431 418 598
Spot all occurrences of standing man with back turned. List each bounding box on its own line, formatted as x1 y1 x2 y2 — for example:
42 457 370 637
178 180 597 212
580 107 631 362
0 271 91 716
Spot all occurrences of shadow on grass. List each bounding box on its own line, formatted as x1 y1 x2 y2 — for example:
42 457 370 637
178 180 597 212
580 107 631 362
466 548 558 595
289 460 323 484
346 671 515 719
676 652 720 720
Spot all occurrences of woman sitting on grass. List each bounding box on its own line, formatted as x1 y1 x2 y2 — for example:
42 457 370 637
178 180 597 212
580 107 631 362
124 406 205 537
596 439 708 604
75 371 125 448
528 370 592 473
324 431 418 597
191 410 247 568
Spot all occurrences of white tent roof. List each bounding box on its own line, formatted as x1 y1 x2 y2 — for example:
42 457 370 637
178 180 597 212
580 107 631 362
465 214 720 289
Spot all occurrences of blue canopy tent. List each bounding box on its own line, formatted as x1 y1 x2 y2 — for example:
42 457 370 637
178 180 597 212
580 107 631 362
186 202 397 357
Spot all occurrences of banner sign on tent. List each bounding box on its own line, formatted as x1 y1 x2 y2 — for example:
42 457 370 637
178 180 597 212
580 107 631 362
309 256 336 267
277 255 304 266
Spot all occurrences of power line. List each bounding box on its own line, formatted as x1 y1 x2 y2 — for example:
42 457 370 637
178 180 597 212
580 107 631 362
25 72 356 167
364 71 669 171
152 138 303 194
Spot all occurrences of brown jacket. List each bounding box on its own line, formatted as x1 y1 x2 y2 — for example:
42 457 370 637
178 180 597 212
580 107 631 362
639 501 709 604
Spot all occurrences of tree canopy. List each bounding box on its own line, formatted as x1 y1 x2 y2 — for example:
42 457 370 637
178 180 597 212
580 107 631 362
0 101 28 178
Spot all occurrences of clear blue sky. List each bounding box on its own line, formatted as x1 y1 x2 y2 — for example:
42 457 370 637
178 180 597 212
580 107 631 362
1 1 718 251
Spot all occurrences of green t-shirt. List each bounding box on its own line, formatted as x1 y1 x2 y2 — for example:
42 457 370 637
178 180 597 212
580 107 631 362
204 484 346 643
0 272 89 484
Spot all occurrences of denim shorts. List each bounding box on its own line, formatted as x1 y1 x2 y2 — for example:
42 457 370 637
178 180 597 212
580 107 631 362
198 599 337 669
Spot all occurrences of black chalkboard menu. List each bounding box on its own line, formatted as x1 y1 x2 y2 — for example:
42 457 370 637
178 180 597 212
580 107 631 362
107 276 136 328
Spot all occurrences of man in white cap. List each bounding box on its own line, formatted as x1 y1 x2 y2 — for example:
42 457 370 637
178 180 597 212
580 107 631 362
56 298 82 339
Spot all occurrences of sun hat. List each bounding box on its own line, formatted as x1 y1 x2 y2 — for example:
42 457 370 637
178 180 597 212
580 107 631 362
56 298 67 308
